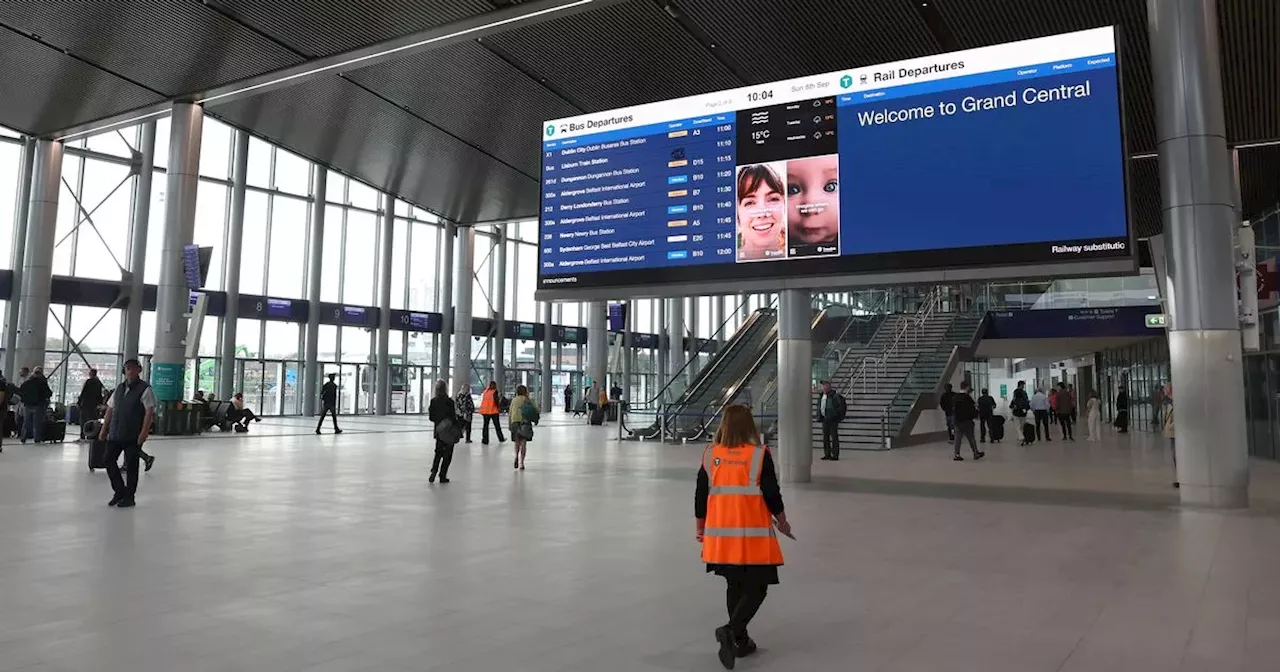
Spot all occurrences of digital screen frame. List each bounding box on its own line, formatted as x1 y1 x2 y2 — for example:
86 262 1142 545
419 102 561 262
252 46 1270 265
536 27 1135 301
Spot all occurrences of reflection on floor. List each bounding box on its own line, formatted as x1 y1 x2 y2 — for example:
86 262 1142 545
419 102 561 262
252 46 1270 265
1 412 1278 671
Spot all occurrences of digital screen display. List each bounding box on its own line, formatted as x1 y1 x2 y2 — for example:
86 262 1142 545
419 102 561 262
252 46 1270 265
538 27 1130 293
342 306 366 324
266 298 292 319
182 244 203 290
408 313 432 330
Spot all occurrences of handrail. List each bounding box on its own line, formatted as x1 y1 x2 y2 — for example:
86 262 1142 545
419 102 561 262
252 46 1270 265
816 290 891 373
631 294 757 412
689 307 828 442
839 286 942 395
877 349 953 448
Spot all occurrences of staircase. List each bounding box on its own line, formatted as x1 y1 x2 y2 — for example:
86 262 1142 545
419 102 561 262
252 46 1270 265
812 303 987 451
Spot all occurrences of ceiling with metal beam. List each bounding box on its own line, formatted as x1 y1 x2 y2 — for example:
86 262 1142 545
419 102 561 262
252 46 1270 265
0 0 1275 233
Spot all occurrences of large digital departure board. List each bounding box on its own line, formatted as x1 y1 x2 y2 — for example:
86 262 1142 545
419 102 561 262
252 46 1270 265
537 27 1133 299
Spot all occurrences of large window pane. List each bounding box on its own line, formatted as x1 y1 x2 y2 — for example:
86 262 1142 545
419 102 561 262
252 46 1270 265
194 181 228 289
70 306 121 353
343 210 376 305
247 137 272 188
347 180 377 209
72 160 133 279
274 148 310 195
200 117 233 179
53 158 81 276
239 192 269 294
144 172 165 284
392 218 408 309
263 321 300 359
516 243 537 322
236 319 262 358
267 195 307 298
472 231 493 317
0 140 22 265
321 205 343 302
340 326 372 363
408 222 439 311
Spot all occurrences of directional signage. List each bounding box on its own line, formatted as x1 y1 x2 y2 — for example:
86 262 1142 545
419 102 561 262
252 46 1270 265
1144 313 1168 328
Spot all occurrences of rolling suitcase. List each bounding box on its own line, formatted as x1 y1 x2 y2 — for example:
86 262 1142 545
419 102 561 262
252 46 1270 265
988 416 1005 442
1021 422 1036 445
88 438 109 472
589 408 606 426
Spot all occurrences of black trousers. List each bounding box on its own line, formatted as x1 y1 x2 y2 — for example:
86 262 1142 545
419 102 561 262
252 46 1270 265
105 440 140 501
1058 412 1074 440
460 415 472 442
431 440 454 478
1033 410 1051 440
979 414 992 441
953 419 979 457
316 404 340 432
481 414 505 443
564 398 572 413
821 420 840 459
725 579 768 637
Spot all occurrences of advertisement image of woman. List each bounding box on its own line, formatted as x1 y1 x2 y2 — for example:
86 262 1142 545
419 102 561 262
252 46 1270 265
786 154 840 251
735 163 787 262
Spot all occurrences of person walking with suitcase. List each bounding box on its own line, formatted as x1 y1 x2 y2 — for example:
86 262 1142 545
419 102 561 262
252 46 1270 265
315 373 342 434
951 381 985 462
815 380 846 461
77 369 105 442
977 388 997 443
479 381 505 444
99 359 155 508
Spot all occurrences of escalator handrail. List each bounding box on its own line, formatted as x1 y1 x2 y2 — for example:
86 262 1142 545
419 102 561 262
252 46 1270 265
630 294 758 411
690 308 827 441
664 310 778 430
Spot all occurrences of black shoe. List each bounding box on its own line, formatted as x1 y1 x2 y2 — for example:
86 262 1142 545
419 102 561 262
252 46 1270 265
735 635 758 658
316 429 322 435
1173 482 1180 488
981 439 987 443
143 454 155 472
820 456 831 461
439 477 450 484
115 499 136 508
514 457 520 469
254 417 261 422
429 473 436 483
714 626 736 670
482 440 490 445
954 455 964 461
108 494 123 506
335 428 343 434
974 451 986 460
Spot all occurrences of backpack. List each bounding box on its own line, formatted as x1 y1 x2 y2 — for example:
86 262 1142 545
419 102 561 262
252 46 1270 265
434 417 462 445
521 399 540 425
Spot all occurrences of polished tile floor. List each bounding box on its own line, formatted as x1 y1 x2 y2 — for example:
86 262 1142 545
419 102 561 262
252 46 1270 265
1 413 1279 671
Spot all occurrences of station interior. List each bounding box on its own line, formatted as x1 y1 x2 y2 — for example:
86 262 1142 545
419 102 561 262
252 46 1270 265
1 1 1280 671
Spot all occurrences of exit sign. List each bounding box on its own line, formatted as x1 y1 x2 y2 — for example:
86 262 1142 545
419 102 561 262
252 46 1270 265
1145 313 1168 328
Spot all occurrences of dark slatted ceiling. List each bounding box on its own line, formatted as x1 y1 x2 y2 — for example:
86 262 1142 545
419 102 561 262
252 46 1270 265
484 0 741 113
207 0 499 58
1238 145 1280 223
673 0 941 83
1126 157 1161 239
0 28 163 136
208 75 538 224
932 0 1156 154
1219 0 1280 145
0 1 305 97
345 40 579 177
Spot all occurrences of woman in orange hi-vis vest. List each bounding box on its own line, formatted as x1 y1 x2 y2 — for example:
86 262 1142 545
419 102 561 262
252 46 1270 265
695 405 792 670
479 381 505 444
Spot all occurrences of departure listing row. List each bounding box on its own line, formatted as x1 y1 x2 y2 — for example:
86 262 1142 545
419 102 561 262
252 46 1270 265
538 27 1132 291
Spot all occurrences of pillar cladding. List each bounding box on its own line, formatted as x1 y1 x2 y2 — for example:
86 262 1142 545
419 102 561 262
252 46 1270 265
451 226 476 390
1149 0 1247 508
151 103 203 401
775 290 813 483
302 164 325 415
14 139 62 374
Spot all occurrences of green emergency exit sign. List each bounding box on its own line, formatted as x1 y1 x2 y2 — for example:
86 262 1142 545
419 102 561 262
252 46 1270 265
1145 313 1168 328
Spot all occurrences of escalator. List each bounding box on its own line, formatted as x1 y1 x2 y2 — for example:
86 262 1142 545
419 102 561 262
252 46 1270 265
623 306 777 440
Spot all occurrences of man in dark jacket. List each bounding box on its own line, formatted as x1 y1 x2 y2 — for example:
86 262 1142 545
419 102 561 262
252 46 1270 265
815 380 847 461
951 381 985 461
1056 382 1076 441
98 358 155 508
77 368 105 441
18 367 52 444
939 383 956 441
315 373 342 435
977 387 997 443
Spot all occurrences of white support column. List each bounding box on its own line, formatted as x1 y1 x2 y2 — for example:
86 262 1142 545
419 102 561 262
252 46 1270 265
438 222 455 389
3 137 36 379
375 199 394 414
15 140 64 374
219 129 249 401
451 226 475 390
302 166 326 415
776 289 813 483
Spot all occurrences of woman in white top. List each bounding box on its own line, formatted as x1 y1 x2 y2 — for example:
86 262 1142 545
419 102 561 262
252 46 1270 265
1085 390 1102 442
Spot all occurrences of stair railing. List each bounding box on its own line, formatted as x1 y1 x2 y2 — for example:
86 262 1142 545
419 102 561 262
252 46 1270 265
863 287 943 393
818 290 891 378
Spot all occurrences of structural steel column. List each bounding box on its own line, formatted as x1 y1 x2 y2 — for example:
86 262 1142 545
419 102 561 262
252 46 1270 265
668 297 685 382
3 137 35 379
541 301 553 410
375 200 394 414
15 139 64 374
123 121 157 363
152 102 202 401
1149 0 1248 508
451 226 475 389
438 222 455 388
492 227 507 388
776 289 813 483
301 165 326 415
621 300 633 401
687 297 700 384
656 297 668 396
740 293 749 322
219 129 249 401
713 295 725 336
586 300 607 391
